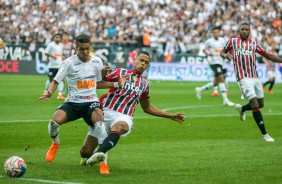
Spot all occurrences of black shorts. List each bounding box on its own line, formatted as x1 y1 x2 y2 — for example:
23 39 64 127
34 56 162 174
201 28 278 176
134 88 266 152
48 68 59 78
57 101 102 126
210 64 224 77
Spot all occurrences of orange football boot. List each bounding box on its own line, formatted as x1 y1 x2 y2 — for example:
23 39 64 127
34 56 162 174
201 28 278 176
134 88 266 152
211 91 218 97
57 94 65 100
100 162 110 174
46 143 60 162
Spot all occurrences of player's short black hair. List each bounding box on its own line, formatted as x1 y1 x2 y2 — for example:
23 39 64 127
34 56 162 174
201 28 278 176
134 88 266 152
240 22 250 28
211 26 220 31
76 33 91 44
137 51 151 58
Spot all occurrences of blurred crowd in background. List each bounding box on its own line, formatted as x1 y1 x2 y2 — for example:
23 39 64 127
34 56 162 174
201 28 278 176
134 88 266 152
1 0 282 58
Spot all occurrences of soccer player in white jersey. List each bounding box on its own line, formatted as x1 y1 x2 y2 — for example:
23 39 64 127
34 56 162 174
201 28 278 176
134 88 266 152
220 22 282 142
81 51 185 173
195 27 234 106
44 33 65 100
38 33 126 163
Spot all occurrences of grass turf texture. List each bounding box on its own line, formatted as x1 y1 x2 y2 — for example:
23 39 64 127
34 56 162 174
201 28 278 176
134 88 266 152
0 74 282 184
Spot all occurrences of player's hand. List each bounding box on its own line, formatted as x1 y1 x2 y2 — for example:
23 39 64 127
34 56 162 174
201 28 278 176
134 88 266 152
118 74 129 87
38 91 51 101
225 53 233 61
171 112 185 124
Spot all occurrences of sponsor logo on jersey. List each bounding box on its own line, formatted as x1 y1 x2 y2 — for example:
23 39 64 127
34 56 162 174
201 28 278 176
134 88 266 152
76 80 95 89
235 49 252 56
123 81 141 95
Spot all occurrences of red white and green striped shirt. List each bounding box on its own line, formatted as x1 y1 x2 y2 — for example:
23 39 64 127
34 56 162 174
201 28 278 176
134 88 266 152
101 68 150 117
223 37 265 81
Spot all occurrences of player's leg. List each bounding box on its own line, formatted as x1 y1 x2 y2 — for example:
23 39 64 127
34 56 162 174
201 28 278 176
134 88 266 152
195 81 213 99
268 78 275 94
80 117 110 174
46 109 67 162
215 66 234 106
195 65 216 99
50 68 64 100
57 80 65 100
46 102 81 162
263 70 270 93
254 81 274 141
249 97 273 141
237 79 273 141
235 79 253 121
267 71 275 94
44 70 53 93
87 122 124 166
263 80 270 88
88 102 107 146
87 109 133 166
211 86 218 97
80 132 98 165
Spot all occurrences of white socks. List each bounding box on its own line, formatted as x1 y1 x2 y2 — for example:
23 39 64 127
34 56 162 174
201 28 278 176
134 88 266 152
94 121 108 145
48 120 60 144
218 83 228 102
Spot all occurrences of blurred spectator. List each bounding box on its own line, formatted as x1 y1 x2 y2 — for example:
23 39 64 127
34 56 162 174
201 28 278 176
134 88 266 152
127 48 138 69
113 46 125 63
0 0 281 58
143 29 151 47
0 36 6 49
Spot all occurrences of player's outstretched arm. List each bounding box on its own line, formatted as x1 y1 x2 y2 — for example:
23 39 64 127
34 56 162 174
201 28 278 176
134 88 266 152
97 74 128 89
262 51 282 63
38 81 59 101
140 98 185 124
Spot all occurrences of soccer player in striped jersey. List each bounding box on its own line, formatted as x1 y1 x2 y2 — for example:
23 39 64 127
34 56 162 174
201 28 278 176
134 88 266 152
83 51 185 171
262 43 278 94
220 22 282 142
39 33 126 163
195 27 234 106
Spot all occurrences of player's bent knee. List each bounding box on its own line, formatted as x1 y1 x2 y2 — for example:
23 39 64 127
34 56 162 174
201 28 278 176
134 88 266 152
112 122 129 135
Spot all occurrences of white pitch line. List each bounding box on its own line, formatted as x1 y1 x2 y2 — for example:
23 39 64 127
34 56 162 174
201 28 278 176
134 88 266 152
0 105 281 123
0 175 83 184
162 104 221 111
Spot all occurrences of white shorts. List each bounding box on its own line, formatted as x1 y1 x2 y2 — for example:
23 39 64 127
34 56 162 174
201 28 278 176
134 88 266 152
238 78 264 101
87 107 133 138
267 70 276 78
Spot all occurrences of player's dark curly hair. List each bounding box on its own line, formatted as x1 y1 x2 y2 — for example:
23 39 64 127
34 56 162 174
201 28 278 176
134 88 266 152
76 33 91 44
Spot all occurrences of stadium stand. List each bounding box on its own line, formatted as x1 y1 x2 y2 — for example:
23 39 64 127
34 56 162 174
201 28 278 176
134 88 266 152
0 0 281 57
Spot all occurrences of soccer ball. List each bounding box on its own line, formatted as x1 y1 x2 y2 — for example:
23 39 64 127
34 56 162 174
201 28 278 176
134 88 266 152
4 156 26 178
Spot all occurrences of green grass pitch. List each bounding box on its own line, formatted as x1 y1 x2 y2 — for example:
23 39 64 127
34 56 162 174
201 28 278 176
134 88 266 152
0 74 282 184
